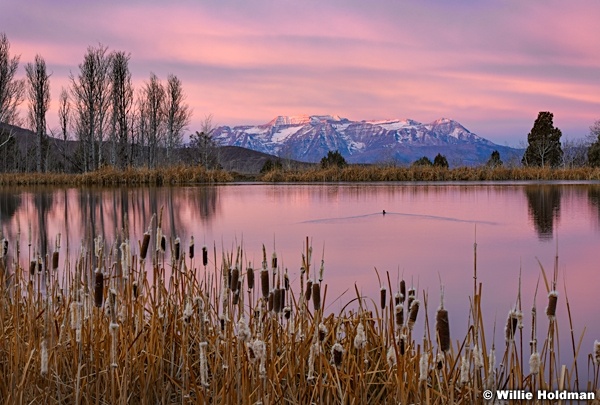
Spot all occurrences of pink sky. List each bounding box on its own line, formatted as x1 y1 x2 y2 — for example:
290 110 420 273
2 0 599 146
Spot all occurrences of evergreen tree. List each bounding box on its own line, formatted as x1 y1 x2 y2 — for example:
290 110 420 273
320 150 347 168
412 156 432 166
433 153 449 168
486 150 503 168
587 120 600 167
522 112 563 167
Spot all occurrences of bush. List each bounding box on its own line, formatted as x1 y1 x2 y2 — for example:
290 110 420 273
433 153 449 168
412 156 433 166
260 159 283 173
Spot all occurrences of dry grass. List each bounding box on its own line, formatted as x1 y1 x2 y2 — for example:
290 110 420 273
0 227 598 404
0 166 234 186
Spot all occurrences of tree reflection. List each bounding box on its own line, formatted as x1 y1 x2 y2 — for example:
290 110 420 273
0 191 21 223
525 185 561 240
587 185 600 227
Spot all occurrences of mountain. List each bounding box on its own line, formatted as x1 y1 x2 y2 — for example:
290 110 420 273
212 115 522 166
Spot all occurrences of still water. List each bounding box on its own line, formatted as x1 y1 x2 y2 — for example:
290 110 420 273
1 182 599 368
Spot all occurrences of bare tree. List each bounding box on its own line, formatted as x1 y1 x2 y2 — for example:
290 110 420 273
165 74 191 163
109 51 133 168
58 87 70 171
25 54 51 173
70 44 111 172
0 33 25 149
140 73 165 168
189 114 219 169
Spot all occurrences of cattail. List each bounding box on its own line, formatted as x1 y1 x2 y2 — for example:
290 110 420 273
188 236 194 259
183 300 193 323
260 269 269 299
132 281 138 299
399 334 406 355
274 288 283 313
230 267 240 293
174 237 181 261
354 323 367 350
233 289 240 306
271 252 277 270
473 344 484 369
306 279 313 301
408 299 420 330
140 232 150 260
400 280 406 303
546 290 558 320
94 270 104 308
40 338 48 375
505 309 518 343
52 251 59 271
394 292 401 306
160 235 166 252
529 352 540 374
331 342 343 368
419 351 428 381
436 307 450 352
380 287 386 310
1 238 7 258
312 282 321 312
237 317 251 342
202 245 208 266
318 323 328 342
247 267 254 290
94 235 103 258
407 288 415 310
29 260 36 276
284 306 291 320
284 271 289 291
199 342 209 387
268 291 274 312
460 354 469 384
387 345 396 368
594 340 600 365
395 304 404 327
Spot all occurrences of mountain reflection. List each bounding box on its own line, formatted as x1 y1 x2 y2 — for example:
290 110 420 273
525 185 562 241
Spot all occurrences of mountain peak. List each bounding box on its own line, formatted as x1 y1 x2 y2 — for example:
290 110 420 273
267 115 345 127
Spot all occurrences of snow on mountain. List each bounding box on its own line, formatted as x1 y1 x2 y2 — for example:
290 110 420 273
212 115 521 166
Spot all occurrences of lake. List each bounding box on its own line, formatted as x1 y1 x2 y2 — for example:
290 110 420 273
1 182 599 372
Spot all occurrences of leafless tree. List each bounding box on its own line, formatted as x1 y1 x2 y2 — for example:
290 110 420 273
561 137 588 168
58 87 70 171
109 51 133 168
140 73 165 168
165 74 191 163
70 44 111 172
189 114 219 169
0 33 25 149
25 54 51 172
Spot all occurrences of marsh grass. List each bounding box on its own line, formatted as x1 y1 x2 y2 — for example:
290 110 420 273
0 225 597 404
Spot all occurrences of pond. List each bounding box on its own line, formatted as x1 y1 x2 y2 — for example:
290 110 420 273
1 181 599 371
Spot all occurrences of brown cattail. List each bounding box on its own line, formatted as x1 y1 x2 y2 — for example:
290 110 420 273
436 307 450 352
2 239 7 257
400 280 406 303
318 323 328 341
160 235 166 252
188 236 194 259
284 306 291 320
132 281 138 299
231 267 240 293
380 287 387 310
546 291 558 320
140 232 150 260
247 267 255 290
271 252 277 270
29 260 36 276
312 283 321 312
52 251 59 270
407 288 415 310
94 271 104 308
268 291 274 312
394 292 401 306
332 343 343 367
284 272 289 291
505 309 519 343
306 279 313 302
202 246 208 266
260 269 269 299
408 299 420 329
395 304 404 327
174 237 181 261
233 289 240 306
274 288 283 313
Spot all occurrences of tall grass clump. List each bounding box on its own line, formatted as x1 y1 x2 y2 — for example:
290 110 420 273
0 224 597 404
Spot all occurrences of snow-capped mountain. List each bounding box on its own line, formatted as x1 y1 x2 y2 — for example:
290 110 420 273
211 115 521 166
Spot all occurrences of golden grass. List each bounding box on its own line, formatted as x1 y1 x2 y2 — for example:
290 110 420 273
0 229 598 404
0 165 234 186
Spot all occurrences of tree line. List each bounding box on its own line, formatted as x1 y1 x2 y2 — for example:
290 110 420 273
0 33 219 173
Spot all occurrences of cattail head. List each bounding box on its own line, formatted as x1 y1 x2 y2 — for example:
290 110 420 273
408 299 420 330
419 351 429 381
52 251 59 271
247 267 255 290
140 232 150 260
1 238 7 258
505 309 519 343
271 252 277 271
306 279 313 302
237 317 251 342
529 352 540 375
546 290 558 320
188 236 194 259
407 288 415 310
395 304 404 327
230 267 240 293
202 245 208 266
94 270 104 308
284 271 289 291
260 269 269 299
284 306 291 320
394 292 401 306
436 307 450 352
274 288 283 313
354 323 367 350
40 339 48 375
29 260 36 276
387 345 397 368
183 300 193 323
594 340 600 365
132 281 138 299
94 235 103 258
268 291 274 312
331 342 343 368
312 283 321 312
400 280 406 303
380 287 387 310
160 235 166 253
174 237 181 261
318 323 328 342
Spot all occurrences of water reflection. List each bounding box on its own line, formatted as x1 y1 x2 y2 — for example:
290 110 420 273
525 185 562 240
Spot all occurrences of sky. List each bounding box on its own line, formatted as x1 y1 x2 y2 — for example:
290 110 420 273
2 0 599 146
